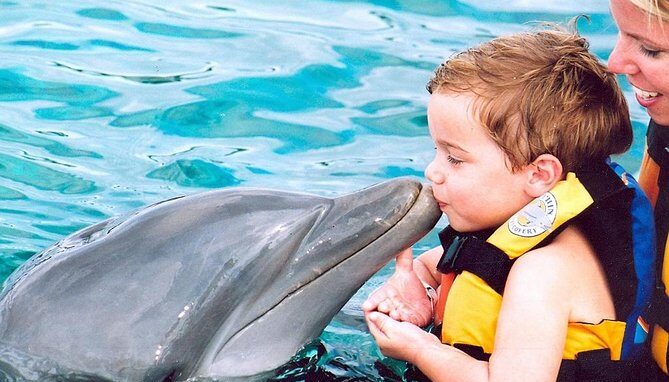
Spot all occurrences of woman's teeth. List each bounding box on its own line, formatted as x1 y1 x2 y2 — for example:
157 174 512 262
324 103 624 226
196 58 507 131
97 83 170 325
633 86 660 100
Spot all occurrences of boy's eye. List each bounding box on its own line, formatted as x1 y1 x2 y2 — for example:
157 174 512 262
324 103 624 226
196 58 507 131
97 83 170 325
447 155 463 165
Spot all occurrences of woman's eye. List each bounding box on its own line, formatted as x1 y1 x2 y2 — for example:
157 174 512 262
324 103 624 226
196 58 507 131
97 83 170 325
447 155 463 165
640 45 661 58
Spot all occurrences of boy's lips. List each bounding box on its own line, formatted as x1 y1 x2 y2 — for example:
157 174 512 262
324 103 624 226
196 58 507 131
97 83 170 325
632 84 662 108
432 192 448 211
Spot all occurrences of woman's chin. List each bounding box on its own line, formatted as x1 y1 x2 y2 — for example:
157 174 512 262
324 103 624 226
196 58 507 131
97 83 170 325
646 99 669 126
649 112 669 127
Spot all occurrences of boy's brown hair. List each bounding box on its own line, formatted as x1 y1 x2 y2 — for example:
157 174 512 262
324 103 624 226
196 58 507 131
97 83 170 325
426 25 632 173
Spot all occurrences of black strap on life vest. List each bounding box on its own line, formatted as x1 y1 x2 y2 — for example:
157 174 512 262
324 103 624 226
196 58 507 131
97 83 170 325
405 344 637 382
574 165 637 321
405 327 653 382
556 349 636 382
436 227 511 295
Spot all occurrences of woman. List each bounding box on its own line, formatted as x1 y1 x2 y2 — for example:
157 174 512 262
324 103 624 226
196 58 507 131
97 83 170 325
607 0 669 377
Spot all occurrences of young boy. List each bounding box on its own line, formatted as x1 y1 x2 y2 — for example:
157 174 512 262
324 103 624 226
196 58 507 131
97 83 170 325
363 27 655 381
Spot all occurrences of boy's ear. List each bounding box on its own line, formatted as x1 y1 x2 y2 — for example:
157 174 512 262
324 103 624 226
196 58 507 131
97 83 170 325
525 154 563 198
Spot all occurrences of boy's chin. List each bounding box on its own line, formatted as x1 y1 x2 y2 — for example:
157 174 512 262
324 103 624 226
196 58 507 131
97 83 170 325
447 221 479 233
447 218 496 233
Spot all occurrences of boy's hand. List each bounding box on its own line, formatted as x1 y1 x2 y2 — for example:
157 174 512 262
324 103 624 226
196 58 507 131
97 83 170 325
361 248 433 327
365 310 440 363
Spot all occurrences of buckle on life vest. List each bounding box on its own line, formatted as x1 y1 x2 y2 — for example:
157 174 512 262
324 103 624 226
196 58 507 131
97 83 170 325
437 235 468 273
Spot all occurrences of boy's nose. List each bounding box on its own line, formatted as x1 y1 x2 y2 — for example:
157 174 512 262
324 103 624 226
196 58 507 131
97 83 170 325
607 37 639 75
425 160 445 184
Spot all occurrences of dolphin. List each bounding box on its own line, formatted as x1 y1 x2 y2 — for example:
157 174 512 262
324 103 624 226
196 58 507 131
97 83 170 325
0 177 440 381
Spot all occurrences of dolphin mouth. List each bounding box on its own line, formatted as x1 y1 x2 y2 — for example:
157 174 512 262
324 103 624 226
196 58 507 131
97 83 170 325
200 180 440 378
281 182 433 297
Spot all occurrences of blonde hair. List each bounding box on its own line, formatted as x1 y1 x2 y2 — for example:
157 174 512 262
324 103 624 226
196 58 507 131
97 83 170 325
629 0 669 21
426 25 632 173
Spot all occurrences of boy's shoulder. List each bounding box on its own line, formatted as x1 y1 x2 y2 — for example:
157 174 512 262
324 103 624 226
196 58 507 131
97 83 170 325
503 224 616 324
508 241 575 286
506 226 597 294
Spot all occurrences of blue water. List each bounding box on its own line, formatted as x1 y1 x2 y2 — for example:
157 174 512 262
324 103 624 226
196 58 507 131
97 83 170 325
0 0 649 380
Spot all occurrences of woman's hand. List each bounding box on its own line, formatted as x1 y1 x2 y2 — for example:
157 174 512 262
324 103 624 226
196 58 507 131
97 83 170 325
361 248 434 327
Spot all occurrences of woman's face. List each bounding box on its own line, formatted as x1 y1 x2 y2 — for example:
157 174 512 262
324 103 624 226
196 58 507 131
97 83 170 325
609 0 669 125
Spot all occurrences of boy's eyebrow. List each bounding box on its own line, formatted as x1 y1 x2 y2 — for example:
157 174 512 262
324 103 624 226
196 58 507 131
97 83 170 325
438 139 469 153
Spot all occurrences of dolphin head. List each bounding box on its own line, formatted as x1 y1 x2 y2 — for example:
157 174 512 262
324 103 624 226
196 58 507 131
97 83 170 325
0 177 440 381
191 177 440 379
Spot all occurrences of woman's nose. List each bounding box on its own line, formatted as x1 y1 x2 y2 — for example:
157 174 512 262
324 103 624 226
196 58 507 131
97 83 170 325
608 35 640 75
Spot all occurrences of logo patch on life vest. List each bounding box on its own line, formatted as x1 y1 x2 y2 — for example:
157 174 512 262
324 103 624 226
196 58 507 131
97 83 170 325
507 192 557 237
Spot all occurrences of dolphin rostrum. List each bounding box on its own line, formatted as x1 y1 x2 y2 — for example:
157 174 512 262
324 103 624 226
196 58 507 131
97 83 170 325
0 177 440 381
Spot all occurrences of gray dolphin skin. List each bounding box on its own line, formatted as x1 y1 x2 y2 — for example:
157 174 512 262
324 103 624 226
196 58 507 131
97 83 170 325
0 177 440 381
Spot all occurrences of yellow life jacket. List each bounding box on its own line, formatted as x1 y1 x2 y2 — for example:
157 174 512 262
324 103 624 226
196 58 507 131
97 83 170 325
434 162 655 381
640 120 669 377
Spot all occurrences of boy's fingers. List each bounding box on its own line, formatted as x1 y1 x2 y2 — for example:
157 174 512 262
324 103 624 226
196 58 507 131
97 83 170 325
399 309 416 324
361 297 377 312
395 247 414 272
361 300 375 312
389 308 401 321
363 283 401 312
377 300 391 313
369 311 393 335
362 286 387 311
365 312 384 339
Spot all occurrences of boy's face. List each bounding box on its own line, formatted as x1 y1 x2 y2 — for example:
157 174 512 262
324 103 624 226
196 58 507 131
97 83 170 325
425 92 533 232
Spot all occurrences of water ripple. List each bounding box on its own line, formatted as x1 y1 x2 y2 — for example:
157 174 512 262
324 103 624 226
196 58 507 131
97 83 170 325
12 40 79 50
76 7 129 21
0 69 117 105
0 153 98 194
135 22 244 39
54 61 214 84
0 123 100 158
146 159 241 188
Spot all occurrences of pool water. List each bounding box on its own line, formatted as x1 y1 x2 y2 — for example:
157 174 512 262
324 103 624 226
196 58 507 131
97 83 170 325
0 0 649 380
